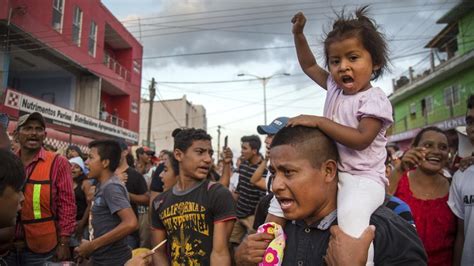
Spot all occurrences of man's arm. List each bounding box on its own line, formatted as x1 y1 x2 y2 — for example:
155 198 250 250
75 208 138 258
129 193 150 205
325 225 375 266
151 228 169 266
55 156 77 260
234 232 274 265
250 159 267 190
210 220 234 266
219 147 233 188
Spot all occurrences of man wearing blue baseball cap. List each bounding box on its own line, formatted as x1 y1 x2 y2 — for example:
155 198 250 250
251 117 289 229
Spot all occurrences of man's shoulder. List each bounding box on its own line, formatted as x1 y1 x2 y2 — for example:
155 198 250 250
207 181 233 198
126 167 143 179
371 206 418 239
101 177 127 192
372 206 405 224
453 166 474 181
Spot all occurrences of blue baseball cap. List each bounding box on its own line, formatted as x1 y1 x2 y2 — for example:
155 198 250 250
257 117 289 135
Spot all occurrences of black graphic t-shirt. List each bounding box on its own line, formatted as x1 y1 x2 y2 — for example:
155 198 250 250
151 180 236 265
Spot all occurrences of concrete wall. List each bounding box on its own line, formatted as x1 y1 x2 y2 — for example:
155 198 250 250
392 66 474 134
140 96 207 151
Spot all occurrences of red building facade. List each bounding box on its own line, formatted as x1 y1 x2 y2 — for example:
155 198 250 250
0 0 142 151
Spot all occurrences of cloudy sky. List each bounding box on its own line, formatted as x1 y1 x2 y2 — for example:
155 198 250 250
102 0 458 154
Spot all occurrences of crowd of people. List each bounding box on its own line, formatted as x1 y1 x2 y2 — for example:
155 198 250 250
0 6 473 266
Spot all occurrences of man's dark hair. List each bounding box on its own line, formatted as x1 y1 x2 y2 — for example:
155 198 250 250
0 150 25 196
467 94 474 109
88 140 122 172
271 126 338 168
411 126 448 148
126 153 135 167
241 135 262 152
173 128 212 152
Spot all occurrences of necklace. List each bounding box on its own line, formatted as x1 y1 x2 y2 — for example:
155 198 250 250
408 172 443 198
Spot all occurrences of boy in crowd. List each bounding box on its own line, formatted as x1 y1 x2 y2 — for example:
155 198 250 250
236 126 427 265
222 135 267 245
116 141 149 249
0 150 24 228
75 140 138 265
0 150 25 260
151 128 236 265
449 94 474 265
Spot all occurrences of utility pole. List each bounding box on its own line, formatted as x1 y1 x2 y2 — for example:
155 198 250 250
146 78 156 147
217 125 221 162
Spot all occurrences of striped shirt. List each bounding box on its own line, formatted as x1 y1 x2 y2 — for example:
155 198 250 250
235 160 267 218
16 148 76 238
385 195 415 225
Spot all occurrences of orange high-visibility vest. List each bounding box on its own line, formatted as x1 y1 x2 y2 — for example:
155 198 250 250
21 151 58 253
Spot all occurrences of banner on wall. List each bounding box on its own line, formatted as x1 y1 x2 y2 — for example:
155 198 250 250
4 89 138 142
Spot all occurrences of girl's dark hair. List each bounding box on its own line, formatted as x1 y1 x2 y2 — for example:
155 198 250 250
411 126 448 147
173 128 211 152
324 5 389 80
163 150 179 175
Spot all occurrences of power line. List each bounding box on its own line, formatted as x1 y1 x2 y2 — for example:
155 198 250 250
2 2 463 54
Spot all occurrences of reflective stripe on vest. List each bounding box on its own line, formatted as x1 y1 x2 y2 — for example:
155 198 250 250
33 184 42 219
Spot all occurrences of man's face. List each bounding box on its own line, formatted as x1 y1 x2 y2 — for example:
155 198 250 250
176 140 213 180
139 152 151 164
0 187 24 228
86 147 105 178
16 120 46 151
240 142 255 161
466 108 474 144
270 144 337 224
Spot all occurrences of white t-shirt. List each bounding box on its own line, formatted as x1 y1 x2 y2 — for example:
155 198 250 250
448 165 474 265
229 172 239 193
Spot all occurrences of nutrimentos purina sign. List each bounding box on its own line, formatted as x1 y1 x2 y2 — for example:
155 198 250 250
4 89 138 142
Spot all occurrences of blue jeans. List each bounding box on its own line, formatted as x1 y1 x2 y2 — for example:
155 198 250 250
4 248 55 266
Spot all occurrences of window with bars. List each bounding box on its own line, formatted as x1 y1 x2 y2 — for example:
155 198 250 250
444 85 460 106
421 96 433 116
409 102 417 118
52 0 64 32
72 6 82 46
88 21 97 57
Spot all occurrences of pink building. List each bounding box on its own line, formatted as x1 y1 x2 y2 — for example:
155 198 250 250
0 0 143 151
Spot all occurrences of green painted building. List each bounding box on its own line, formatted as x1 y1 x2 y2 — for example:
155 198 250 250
388 0 474 149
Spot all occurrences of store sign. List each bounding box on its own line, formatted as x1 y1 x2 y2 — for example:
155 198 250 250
4 89 138 142
388 116 466 142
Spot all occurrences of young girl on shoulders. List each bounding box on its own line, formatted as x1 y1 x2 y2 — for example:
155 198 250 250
287 7 393 265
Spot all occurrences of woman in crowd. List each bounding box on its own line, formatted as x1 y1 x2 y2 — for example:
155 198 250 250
389 126 457 265
66 145 86 160
69 157 92 249
159 150 178 192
